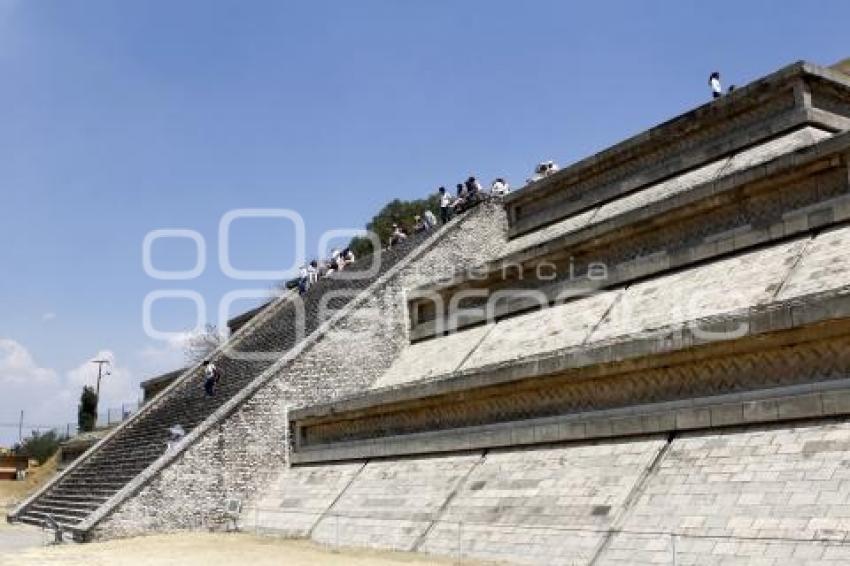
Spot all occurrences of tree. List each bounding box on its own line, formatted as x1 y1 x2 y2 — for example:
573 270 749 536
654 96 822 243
14 430 61 464
348 194 441 258
183 324 225 365
78 385 98 433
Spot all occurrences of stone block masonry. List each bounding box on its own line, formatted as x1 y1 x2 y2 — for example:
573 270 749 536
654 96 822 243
418 439 667 565
602 420 850 565
242 461 365 537
311 453 482 551
35 60 850 566
247 420 850 565
90 201 509 540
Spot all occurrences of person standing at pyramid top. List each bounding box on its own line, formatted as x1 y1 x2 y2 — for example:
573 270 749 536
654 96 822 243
438 186 452 224
709 71 722 99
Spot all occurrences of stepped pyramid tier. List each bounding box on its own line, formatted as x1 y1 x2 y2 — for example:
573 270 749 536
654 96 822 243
12 60 850 564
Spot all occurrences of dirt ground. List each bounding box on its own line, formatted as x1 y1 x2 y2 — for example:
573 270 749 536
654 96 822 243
0 532 460 566
0 461 471 565
0 454 58 514
0 455 65 557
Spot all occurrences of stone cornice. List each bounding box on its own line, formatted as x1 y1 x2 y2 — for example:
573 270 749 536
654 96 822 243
504 61 850 238
293 287 850 428
414 129 850 300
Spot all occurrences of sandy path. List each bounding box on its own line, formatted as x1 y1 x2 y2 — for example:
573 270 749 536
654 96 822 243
0 455 58 513
0 533 463 566
0 456 59 558
0 523 45 558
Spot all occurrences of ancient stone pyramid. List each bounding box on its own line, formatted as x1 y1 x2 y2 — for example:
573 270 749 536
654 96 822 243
12 60 850 564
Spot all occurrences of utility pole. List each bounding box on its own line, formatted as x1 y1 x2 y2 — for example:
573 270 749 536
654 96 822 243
18 410 23 444
91 359 111 398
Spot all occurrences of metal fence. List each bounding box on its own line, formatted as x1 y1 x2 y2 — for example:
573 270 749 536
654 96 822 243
6 400 143 447
95 401 142 428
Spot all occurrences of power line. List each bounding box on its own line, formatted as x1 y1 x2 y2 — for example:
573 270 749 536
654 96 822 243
0 422 70 429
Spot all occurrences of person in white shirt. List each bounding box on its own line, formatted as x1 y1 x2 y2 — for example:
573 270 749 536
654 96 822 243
709 72 722 99
438 186 452 224
527 161 560 184
389 223 408 247
165 424 185 452
298 264 309 294
203 360 220 397
423 209 437 230
491 178 510 196
330 248 343 271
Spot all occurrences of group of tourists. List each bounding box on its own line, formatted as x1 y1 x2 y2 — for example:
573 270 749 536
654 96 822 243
525 161 560 185
180 70 737 436
438 175 513 224
297 247 357 294
295 163 563 290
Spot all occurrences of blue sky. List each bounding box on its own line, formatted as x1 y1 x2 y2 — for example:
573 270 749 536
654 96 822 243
0 0 848 445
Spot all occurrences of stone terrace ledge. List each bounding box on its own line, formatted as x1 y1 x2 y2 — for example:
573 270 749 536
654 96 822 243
290 288 850 462
408 128 850 340
504 61 850 238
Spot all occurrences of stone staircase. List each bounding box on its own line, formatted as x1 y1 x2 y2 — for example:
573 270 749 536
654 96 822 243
9 231 434 533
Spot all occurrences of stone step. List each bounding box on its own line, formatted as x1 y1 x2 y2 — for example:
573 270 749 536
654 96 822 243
38 497 102 510
19 509 85 527
63 471 139 483
70 458 151 469
46 489 116 500
39 493 109 504
29 503 90 519
56 480 129 490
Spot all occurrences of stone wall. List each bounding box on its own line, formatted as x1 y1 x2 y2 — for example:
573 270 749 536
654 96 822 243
419 439 667 565
311 454 482 551
247 419 850 565
245 461 365 537
84 61 850 563
379 227 823 391
91 201 508 539
503 126 830 259
410 127 850 339
602 420 850 565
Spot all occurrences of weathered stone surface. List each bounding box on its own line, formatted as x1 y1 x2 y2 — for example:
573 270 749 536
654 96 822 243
501 206 598 257
373 325 490 389
311 454 481 551
778 223 850 300
244 421 850 565
589 237 808 342
593 126 830 226
375 228 829 392
419 438 666 565
601 421 850 565
242 462 364 537
459 289 621 371
90 203 507 539
32 61 850 566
